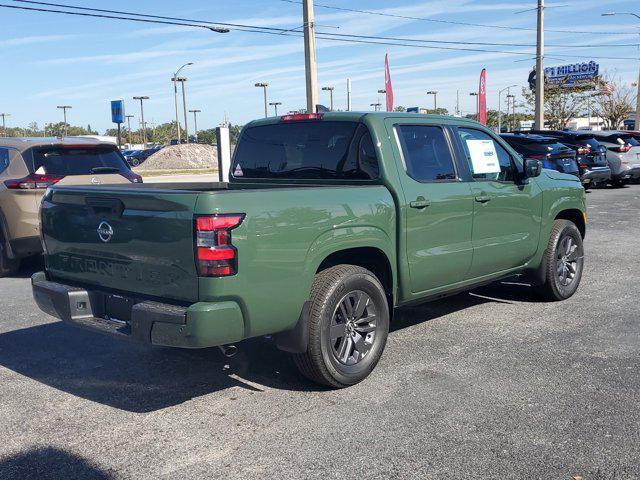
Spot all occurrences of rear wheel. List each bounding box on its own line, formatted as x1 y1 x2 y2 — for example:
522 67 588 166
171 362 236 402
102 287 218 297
534 220 584 301
293 265 389 388
611 178 627 188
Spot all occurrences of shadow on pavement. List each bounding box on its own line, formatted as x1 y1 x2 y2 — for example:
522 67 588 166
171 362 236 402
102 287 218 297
0 279 543 413
0 447 114 480
10 255 43 279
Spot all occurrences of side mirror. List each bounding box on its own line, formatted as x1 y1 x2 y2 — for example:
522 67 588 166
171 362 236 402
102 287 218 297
524 158 543 178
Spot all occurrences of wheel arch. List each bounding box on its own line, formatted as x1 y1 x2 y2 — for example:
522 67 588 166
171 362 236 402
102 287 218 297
555 208 586 238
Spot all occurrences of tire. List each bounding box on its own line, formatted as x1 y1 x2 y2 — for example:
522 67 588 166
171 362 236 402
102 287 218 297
293 264 389 388
130 159 140 167
611 178 627 188
0 242 20 278
534 219 584 301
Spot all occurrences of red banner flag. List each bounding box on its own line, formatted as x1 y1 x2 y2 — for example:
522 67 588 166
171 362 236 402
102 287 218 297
385 54 394 112
478 68 487 125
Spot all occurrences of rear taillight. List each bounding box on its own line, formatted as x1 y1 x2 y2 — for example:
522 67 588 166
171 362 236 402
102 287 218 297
4 173 63 190
280 113 323 122
121 171 143 183
195 214 245 277
610 145 631 153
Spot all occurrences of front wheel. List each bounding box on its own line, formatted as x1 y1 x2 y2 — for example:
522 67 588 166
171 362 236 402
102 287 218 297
534 219 584 301
293 265 389 388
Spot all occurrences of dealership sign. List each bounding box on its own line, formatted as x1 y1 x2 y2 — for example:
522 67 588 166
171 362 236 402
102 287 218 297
544 61 599 87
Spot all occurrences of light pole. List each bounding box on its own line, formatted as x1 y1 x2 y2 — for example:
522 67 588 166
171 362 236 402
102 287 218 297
322 86 335 111
56 106 72 137
189 109 201 143
534 0 545 129
602 12 640 130
172 62 193 143
255 82 269 118
469 92 479 118
269 102 282 116
133 96 149 148
427 90 438 111
506 94 515 131
176 77 190 143
498 85 517 133
125 115 134 145
370 102 382 112
0 113 9 137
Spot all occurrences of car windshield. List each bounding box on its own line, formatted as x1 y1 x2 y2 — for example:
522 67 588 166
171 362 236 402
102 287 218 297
25 145 129 175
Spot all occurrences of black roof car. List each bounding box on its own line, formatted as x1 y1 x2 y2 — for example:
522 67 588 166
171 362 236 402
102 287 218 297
500 133 579 178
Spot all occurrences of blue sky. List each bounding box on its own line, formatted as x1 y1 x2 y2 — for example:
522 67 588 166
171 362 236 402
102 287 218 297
1 0 639 133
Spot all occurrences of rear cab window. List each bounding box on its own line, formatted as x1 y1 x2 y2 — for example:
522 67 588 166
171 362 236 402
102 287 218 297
23 145 130 176
231 121 379 180
457 128 519 182
0 148 9 174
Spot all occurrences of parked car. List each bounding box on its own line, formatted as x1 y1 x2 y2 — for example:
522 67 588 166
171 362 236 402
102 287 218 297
527 130 611 187
591 131 640 186
32 112 586 387
124 147 162 167
0 138 141 276
500 133 580 180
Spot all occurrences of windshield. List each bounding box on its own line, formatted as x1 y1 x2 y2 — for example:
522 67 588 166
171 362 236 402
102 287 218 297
232 121 379 180
26 145 129 175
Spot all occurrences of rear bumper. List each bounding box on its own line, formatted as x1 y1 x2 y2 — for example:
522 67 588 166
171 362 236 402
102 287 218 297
613 166 640 181
31 272 245 348
580 167 611 184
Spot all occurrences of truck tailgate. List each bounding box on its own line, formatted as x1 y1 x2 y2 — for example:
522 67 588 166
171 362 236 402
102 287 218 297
41 187 199 303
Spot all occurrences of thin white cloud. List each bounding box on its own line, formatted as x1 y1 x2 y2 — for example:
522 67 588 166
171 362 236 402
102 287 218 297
0 34 79 48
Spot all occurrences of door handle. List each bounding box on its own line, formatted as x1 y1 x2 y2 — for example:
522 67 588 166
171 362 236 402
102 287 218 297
475 195 491 203
410 197 431 209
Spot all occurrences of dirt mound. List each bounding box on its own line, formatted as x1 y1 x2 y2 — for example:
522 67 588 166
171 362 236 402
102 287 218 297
136 144 218 171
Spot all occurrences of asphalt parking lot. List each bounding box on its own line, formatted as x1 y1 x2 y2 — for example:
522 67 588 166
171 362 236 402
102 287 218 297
1 185 639 479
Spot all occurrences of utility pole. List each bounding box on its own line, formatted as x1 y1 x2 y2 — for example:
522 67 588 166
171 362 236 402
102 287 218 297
255 82 269 118
0 113 9 136
172 62 193 144
456 90 460 116
469 92 479 118
534 0 545 129
506 94 515 130
133 96 149 148
269 102 282 116
322 86 335 111
56 106 72 137
347 78 352 111
370 102 381 112
125 115 134 145
303 0 318 113
189 109 201 143
498 85 517 133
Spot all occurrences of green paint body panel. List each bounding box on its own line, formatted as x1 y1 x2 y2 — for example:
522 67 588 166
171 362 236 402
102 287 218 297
38 113 586 348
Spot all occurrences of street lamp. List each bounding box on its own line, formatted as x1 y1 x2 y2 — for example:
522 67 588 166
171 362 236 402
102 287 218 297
175 77 191 143
498 85 517 133
269 102 282 116
0 113 9 137
469 92 479 118
133 96 149 148
322 86 335 111
172 62 193 143
601 12 640 130
255 82 269 118
427 90 438 110
56 105 72 137
189 109 201 143
370 102 382 112
125 115 134 145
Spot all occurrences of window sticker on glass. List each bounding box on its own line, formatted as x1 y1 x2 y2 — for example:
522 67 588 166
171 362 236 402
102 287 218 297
466 139 500 174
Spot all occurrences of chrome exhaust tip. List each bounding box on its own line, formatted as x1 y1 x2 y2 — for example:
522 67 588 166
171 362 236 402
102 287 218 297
219 344 238 358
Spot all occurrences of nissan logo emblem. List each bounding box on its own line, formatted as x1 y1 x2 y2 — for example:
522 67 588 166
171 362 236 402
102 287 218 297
97 221 114 243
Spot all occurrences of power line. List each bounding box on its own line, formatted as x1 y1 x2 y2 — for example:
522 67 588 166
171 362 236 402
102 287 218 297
1 2 638 61
279 0 639 36
9 0 639 49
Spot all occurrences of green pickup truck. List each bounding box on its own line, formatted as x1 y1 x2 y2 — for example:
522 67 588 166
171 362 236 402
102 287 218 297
32 112 587 387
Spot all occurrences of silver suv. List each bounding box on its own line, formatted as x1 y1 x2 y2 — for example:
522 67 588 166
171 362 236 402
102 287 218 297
592 131 640 187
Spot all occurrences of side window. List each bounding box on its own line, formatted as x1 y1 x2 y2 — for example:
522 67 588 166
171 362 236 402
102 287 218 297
0 148 9 174
457 128 516 182
396 125 457 182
